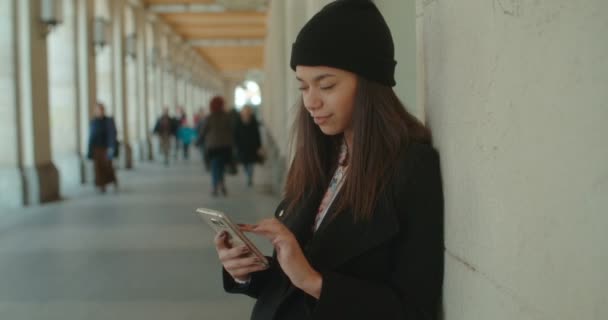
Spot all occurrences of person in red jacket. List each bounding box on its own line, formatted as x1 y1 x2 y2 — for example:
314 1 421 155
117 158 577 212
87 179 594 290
215 1 444 319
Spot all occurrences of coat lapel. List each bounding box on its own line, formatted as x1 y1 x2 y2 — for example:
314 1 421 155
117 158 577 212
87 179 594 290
306 193 400 271
278 191 322 248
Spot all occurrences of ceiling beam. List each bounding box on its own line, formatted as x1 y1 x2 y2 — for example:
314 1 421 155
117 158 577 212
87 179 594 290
158 12 266 25
174 25 266 39
189 39 265 47
148 4 266 13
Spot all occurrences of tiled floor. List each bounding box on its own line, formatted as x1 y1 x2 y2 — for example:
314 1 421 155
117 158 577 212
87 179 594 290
0 157 280 320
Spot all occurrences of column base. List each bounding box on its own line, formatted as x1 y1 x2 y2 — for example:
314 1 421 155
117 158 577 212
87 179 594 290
146 137 154 161
151 136 160 161
0 167 24 208
80 155 94 184
22 162 60 205
54 154 83 196
120 142 133 169
137 139 150 162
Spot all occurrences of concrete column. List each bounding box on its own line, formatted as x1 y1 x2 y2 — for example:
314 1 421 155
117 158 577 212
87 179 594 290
285 0 308 136
48 0 80 195
374 0 418 117
0 0 22 207
14 0 60 205
188 81 196 122
263 0 287 192
222 78 234 110
420 0 608 318
124 6 140 164
110 0 132 169
306 0 332 18
95 0 113 115
76 0 97 184
135 7 151 161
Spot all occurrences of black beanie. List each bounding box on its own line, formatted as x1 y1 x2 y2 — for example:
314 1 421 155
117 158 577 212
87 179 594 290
290 0 397 87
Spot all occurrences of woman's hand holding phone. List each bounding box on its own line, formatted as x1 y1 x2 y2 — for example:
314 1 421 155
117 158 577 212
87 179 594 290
214 229 268 283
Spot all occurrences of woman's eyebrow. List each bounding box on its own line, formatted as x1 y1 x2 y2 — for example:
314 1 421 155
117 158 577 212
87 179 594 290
296 74 337 83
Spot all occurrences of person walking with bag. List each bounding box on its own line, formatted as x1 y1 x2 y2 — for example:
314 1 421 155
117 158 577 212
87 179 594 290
88 102 118 193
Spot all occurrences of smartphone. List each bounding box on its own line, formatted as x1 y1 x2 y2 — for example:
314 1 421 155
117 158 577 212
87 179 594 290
196 207 269 267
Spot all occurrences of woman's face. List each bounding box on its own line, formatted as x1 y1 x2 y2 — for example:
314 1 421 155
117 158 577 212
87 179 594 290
296 66 357 136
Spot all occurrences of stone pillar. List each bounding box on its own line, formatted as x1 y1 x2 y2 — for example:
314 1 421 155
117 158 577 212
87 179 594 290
76 0 97 184
124 6 140 164
0 0 22 207
95 0 113 116
263 0 287 193
48 0 80 195
285 0 308 135
13 0 60 205
110 0 132 169
135 7 151 161
223 78 240 110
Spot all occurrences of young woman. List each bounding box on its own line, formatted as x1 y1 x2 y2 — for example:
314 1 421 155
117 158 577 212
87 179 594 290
214 1 444 319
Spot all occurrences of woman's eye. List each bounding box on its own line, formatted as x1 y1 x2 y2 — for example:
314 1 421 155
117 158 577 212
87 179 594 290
320 84 335 90
298 87 308 91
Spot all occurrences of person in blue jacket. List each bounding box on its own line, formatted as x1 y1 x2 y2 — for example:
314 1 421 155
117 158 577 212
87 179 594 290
214 1 444 319
88 102 118 193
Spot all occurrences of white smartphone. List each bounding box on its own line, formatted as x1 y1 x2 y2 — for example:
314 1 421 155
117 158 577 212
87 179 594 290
196 207 269 267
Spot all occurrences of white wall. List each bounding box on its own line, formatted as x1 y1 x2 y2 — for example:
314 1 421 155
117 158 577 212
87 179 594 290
420 0 608 319
374 0 418 117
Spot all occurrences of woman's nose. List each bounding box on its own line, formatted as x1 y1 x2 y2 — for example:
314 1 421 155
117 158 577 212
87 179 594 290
303 90 322 111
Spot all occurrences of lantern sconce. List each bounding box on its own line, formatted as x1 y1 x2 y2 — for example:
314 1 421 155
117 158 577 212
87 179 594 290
126 34 137 59
40 0 63 37
93 17 110 53
149 47 160 67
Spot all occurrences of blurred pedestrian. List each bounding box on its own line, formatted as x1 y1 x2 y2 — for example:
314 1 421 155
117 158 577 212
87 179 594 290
195 108 209 169
174 106 186 159
234 105 262 187
153 107 174 167
201 96 234 196
87 102 118 193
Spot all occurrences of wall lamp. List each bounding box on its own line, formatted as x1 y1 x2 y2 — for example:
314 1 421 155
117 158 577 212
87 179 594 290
126 34 137 59
93 17 110 52
40 0 63 37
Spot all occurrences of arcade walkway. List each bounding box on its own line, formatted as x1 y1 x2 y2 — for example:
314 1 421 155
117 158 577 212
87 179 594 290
0 158 279 320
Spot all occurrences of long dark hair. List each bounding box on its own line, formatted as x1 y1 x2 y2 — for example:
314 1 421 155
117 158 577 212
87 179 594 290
284 76 431 221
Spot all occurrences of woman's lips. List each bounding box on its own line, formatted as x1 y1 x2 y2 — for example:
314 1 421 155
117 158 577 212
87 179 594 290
313 115 331 125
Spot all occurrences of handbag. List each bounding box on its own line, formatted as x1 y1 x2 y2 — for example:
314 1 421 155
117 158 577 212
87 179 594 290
113 141 120 158
256 147 266 164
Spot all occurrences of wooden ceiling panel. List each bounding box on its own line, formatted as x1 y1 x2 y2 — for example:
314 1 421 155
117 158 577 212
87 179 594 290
147 1 267 73
175 25 266 39
159 12 266 26
196 46 263 72
145 0 215 4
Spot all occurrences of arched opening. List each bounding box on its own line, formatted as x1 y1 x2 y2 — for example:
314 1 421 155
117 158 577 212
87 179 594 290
234 80 262 111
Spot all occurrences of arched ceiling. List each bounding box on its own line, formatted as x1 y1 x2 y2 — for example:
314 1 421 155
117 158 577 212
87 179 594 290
144 0 267 76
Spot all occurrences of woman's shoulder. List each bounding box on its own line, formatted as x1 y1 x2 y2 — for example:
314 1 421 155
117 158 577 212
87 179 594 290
397 140 438 168
391 140 440 188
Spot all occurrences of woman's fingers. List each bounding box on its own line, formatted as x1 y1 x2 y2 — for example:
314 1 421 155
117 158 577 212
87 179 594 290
229 264 269 279
214 231 230 250
238 223 256 232
218 245 250 262
223 254 266 271
248 218 285 238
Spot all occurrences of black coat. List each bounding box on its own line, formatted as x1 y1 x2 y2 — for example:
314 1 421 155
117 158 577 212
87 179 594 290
235 118 262 164
223 142 444 320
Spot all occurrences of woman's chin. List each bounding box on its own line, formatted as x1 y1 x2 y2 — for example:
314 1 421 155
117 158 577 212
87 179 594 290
318 125 342 136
